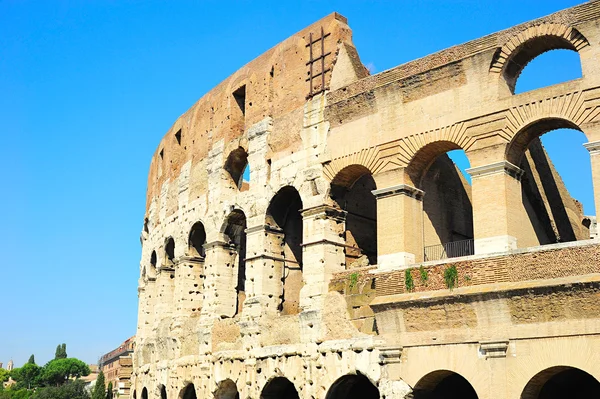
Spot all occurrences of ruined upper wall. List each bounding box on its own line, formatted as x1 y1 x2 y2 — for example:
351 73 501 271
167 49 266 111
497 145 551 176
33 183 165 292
327 1 600 106
145 13 365 212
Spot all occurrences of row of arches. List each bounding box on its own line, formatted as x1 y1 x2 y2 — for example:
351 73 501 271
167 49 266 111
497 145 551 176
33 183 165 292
144 185 304 316
133 366 600 399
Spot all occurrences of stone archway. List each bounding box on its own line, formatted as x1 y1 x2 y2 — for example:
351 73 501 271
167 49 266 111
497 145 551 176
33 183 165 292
521 366 600 399
214 379 239 399
260 377 299 399
325 373 379 399
413 370 478 399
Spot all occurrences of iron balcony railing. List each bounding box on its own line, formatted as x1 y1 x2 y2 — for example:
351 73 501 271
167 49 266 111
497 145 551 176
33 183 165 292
424 239 475 262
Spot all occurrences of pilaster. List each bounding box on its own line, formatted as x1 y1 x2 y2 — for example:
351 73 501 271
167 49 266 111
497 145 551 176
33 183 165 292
584 140 600 221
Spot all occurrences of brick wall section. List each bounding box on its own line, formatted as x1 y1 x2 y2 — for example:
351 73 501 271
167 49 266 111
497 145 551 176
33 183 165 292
329 242 600 298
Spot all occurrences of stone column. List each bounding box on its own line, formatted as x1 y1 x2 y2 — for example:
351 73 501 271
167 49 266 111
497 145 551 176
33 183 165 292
467 161 524 254
299 205 346 311
154 265 175 323
584 140 600 221
144 277 156 333
371 184 424 269
243 225 285 317
174 256 205 317
202 239 238 318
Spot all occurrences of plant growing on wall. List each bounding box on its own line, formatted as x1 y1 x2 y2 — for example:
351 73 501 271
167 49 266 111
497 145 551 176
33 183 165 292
405 268 415 292
348 272 359 289
419 265 428 286
444 264 458 290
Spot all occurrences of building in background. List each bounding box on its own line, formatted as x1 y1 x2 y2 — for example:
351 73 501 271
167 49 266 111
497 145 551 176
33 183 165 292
99 337 135 397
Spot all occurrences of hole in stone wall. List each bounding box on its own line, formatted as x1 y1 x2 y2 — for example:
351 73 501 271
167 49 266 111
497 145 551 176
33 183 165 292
175 129 182 145
224 147 250 191
165 237 175 267
189 222 207 258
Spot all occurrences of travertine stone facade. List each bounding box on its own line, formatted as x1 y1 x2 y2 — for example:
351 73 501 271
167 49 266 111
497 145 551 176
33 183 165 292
134 4 600 399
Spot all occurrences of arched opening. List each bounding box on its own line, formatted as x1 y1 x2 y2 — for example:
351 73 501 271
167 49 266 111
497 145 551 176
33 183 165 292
507 120 593 246
260 377 299 399
165 238 175 267
223 209 247 315
413 370 478 399
224 147 250 191
133 390 137 399
515 49 582 94
160 385 168 399
142 388 149 399
266 186 304 314
150 251 157 273
325 373 379 399
181 384 197 399
493 29 588 94
330 165 377 267
408 142 474 261
189 222 207 258
214 379 239 399
521 366 600 399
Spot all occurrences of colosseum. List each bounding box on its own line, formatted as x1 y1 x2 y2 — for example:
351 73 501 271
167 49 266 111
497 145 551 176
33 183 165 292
132 2 600 399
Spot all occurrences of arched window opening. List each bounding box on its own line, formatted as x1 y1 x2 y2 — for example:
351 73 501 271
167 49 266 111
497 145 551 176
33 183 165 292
165 238 175 267
507 121 593 247
189 222 207 258
224 147 250 191
160 385 168 399
330 165 377 267
142 388 149 399
224 209 247 315
181 384 197 399
325 373 379 399
150 251 157 273
260 377 299 399
133 390 137 399
266 186 304 314
413 370 478 399
409 143 474 261
521 366 600 399
514 49 582 94
214 379 239 399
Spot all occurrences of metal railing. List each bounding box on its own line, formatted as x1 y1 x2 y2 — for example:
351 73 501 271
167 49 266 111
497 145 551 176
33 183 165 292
424 239 474 262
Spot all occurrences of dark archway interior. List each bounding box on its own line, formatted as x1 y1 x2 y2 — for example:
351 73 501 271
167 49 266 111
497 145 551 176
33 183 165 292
325 374 379 399
267 186 304 314
160 385 167 399
521 367 600 399
133 390 137 399
224 147 249 189
413 370 478 399
189 222 207 258
182 384 197 399
224 209 247 314
214 379 239 399
150 251 157 270
330 167 377 267
165 238 175 266
142 388 149 399
260 377 300 399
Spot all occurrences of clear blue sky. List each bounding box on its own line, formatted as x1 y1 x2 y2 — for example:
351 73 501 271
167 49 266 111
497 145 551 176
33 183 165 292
0 0 591 366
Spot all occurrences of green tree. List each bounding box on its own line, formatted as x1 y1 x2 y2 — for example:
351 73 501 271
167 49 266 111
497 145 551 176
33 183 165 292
0 369 9 383
10 363 41 389
27 355 35 365
40 358 90 387
106 382 113 399
54 344 67 360
32 380 90 399
91 371 105 399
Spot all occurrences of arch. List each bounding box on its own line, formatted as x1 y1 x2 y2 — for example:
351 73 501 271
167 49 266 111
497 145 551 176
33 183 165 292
223 209 248 315
506 117 583 166
266 186 304 314
160 385 168 399
224 147 249 190
520 366 600 399
189 221 207 258
413 370 478 399
514 49 581 94
490 23 589 93
150 251 157 273
260 377 299 399
330 165 377 267
165 237 175 267
133 390 137 399
406 141 474 261
214 379 239 399
141 387 149 399
325 373 379 399
180 384 197 399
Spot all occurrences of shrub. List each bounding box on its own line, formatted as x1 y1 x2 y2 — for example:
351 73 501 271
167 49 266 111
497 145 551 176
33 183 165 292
444 264 458 290
405 268 415 292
